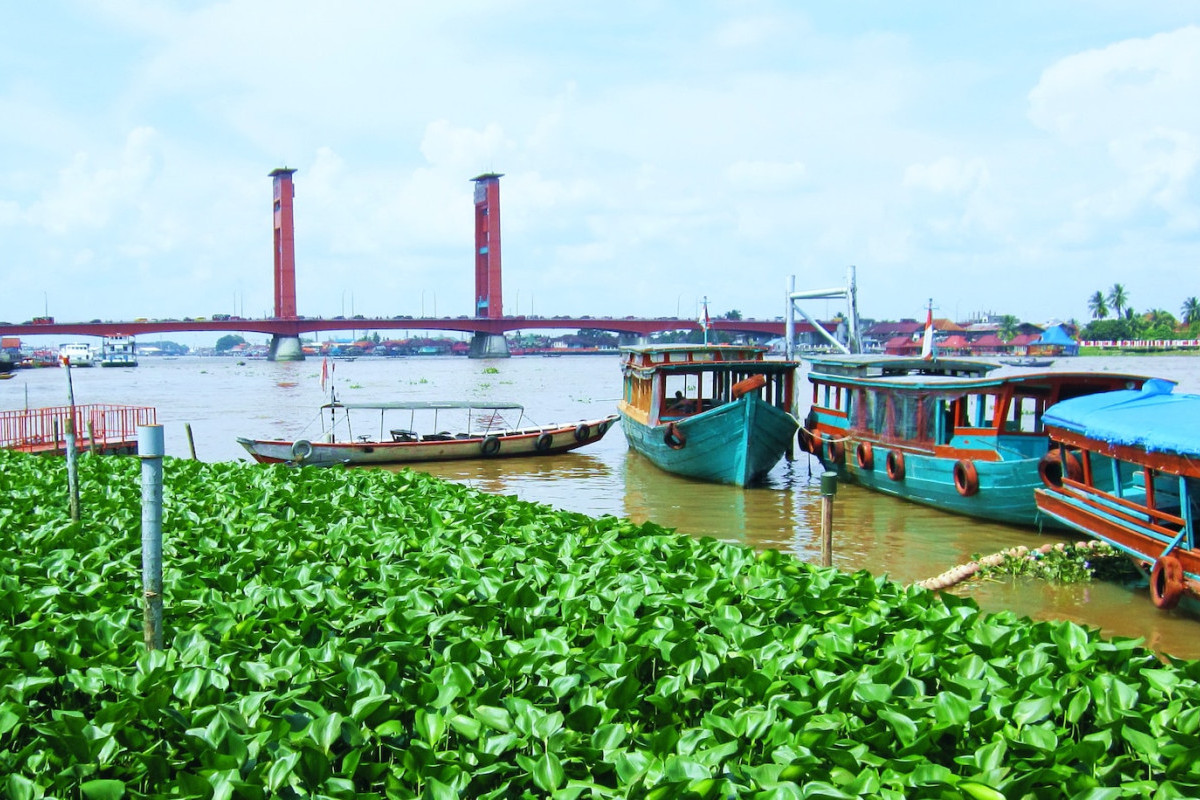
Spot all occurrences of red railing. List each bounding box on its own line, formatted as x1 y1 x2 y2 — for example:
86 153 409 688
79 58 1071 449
0 404 157 453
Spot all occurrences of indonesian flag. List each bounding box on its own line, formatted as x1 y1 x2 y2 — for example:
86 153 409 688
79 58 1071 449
920 305 935 361
320 357 330 391
700 299 711 330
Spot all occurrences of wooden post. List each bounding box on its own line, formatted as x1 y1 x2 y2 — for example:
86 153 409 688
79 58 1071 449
820 471 837 568
185 423 197 460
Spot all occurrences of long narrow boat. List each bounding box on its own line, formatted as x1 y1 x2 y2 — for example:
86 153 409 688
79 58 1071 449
801 355 1153 527
1034 379 1199 610
238 400 619 466
617 344 800 486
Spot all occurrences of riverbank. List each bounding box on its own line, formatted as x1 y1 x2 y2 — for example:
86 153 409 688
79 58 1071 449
2 447 1197 796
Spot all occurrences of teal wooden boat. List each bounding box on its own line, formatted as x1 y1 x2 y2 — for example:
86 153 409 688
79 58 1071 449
802 355 1152 527
617 344 800 486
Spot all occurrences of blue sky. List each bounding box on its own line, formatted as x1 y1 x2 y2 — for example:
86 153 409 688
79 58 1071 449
2 1 1198 332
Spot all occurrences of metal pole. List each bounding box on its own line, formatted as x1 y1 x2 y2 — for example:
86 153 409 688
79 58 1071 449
185 422 197 460
139 424 165 650
819 471 837 568
63 357 80 521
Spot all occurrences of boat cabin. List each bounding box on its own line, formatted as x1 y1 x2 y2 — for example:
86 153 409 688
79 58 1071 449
620 344 798 425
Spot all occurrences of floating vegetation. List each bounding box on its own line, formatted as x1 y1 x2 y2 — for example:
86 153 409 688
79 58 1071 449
0 449 1198 797
920 540 1142 591
482 366 500 374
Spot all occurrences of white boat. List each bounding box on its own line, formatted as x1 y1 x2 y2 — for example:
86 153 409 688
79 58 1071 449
98 335 138 368
237 399 620 466
58 343 95 367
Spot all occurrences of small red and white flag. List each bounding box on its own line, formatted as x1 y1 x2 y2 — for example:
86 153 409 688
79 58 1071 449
320 357 330 391
920 303 935 361
700 298 711 330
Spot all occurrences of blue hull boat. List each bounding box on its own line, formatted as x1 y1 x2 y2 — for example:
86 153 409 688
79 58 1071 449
802 355 1153 527
618 344 800 487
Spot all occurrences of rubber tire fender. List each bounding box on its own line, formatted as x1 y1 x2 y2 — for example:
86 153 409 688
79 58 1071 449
886 450 905 481
1150 555 1185 610
664 422 687 450
953 459 980 497
481 435 501 456
534 432 553 452
855 442 874 471
291 439 313 461
574 423 590 442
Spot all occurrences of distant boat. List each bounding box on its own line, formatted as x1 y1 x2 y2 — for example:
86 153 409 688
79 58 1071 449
58 342 94 367
1035 379 1199 610
1000 357 1054 368
801 354 1155 527
237 399 618 466
617 344 800 487
98 335 138 368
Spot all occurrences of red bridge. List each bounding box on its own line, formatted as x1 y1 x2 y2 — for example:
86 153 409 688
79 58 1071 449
5 169 827 356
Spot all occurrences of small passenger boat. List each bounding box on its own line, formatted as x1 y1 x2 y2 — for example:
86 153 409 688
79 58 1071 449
58 342 95 367
1034 379 1200 610
237 400 619 466
801 355 1153 527
617 344 800 486
98 335 138 367
999 357 1054 368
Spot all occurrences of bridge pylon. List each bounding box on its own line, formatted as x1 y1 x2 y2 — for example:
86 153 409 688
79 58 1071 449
268 167 304 361
469 173 509 358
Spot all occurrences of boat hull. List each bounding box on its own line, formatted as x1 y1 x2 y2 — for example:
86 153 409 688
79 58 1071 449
238 414 619 466
620 396 798 487
815 446 1054 528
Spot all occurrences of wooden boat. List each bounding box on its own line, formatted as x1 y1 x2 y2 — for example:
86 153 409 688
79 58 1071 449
801 355 1153 527
617 344 800 486
237 400 619 466
98 335 138 367
1034 379 1200 610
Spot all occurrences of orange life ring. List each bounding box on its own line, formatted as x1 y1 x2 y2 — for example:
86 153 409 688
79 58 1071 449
856 442 874 471
886 450 905 481
1150 555 1185 610
823 438 844 464
731 374 768 400
664 422 687 450
953 459 979 496
1038 449 1083 488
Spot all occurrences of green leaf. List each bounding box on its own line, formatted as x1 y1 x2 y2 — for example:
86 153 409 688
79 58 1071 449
474 704 512 733
80 780 126 800
532 751 565 792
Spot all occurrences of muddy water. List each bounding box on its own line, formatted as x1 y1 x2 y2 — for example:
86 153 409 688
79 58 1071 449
5 352 1199 659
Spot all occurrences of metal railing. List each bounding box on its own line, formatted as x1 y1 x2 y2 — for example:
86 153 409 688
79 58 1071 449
0 404 157 452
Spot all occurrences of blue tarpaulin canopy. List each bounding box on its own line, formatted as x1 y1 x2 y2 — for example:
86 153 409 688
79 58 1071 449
1043 378 1200 455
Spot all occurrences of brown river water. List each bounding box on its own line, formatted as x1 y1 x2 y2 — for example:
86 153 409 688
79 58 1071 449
5 353 1200 659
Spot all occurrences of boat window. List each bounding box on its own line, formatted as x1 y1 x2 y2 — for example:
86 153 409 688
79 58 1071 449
963 393 999 429
1004 395 1045 434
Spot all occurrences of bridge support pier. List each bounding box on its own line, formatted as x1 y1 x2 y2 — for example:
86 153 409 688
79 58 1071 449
468 332 510 359
617 333 651 348
268 334 305 362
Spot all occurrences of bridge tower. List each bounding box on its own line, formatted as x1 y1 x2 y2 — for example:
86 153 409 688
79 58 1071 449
268 167 304 361
469 172 510 358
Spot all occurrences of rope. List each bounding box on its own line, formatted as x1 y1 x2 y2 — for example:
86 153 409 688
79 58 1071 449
915 541 1108 591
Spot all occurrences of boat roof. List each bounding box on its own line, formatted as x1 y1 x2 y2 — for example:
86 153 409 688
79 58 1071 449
320 401 524 411
1043 379 1200 456
621 343 797 372
621 343 768 354
805 354 999 379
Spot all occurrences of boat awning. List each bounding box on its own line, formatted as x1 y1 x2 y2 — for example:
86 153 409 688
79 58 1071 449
322 401 524 411
1043 379 1199 456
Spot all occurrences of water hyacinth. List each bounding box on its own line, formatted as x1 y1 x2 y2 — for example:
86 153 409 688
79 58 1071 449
1 447 1199 798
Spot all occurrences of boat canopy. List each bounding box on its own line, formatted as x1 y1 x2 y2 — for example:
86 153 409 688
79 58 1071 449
805 354 999 379
1043 379 1198 456
321 401 524 411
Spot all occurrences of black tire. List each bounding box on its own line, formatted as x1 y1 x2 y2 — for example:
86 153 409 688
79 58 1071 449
534 432 553 452
481 435 501 456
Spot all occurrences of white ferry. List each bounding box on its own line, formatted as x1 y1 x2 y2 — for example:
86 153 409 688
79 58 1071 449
58 342 95 367
99 335 138 368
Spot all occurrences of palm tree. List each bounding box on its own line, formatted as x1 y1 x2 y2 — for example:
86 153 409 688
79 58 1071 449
1107 284 1129 319
1182 297 1200 326
998 314 1021 342
1087 291 1108 320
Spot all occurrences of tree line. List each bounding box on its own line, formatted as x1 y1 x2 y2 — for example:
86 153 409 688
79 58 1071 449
1082 284 1200 341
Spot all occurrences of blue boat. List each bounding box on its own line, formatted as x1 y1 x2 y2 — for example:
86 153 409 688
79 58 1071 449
1035 379 1200 610
617 344 800 486
802 355 1153 527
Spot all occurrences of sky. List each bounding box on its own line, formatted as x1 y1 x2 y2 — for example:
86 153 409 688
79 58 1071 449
2 1 1199 335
